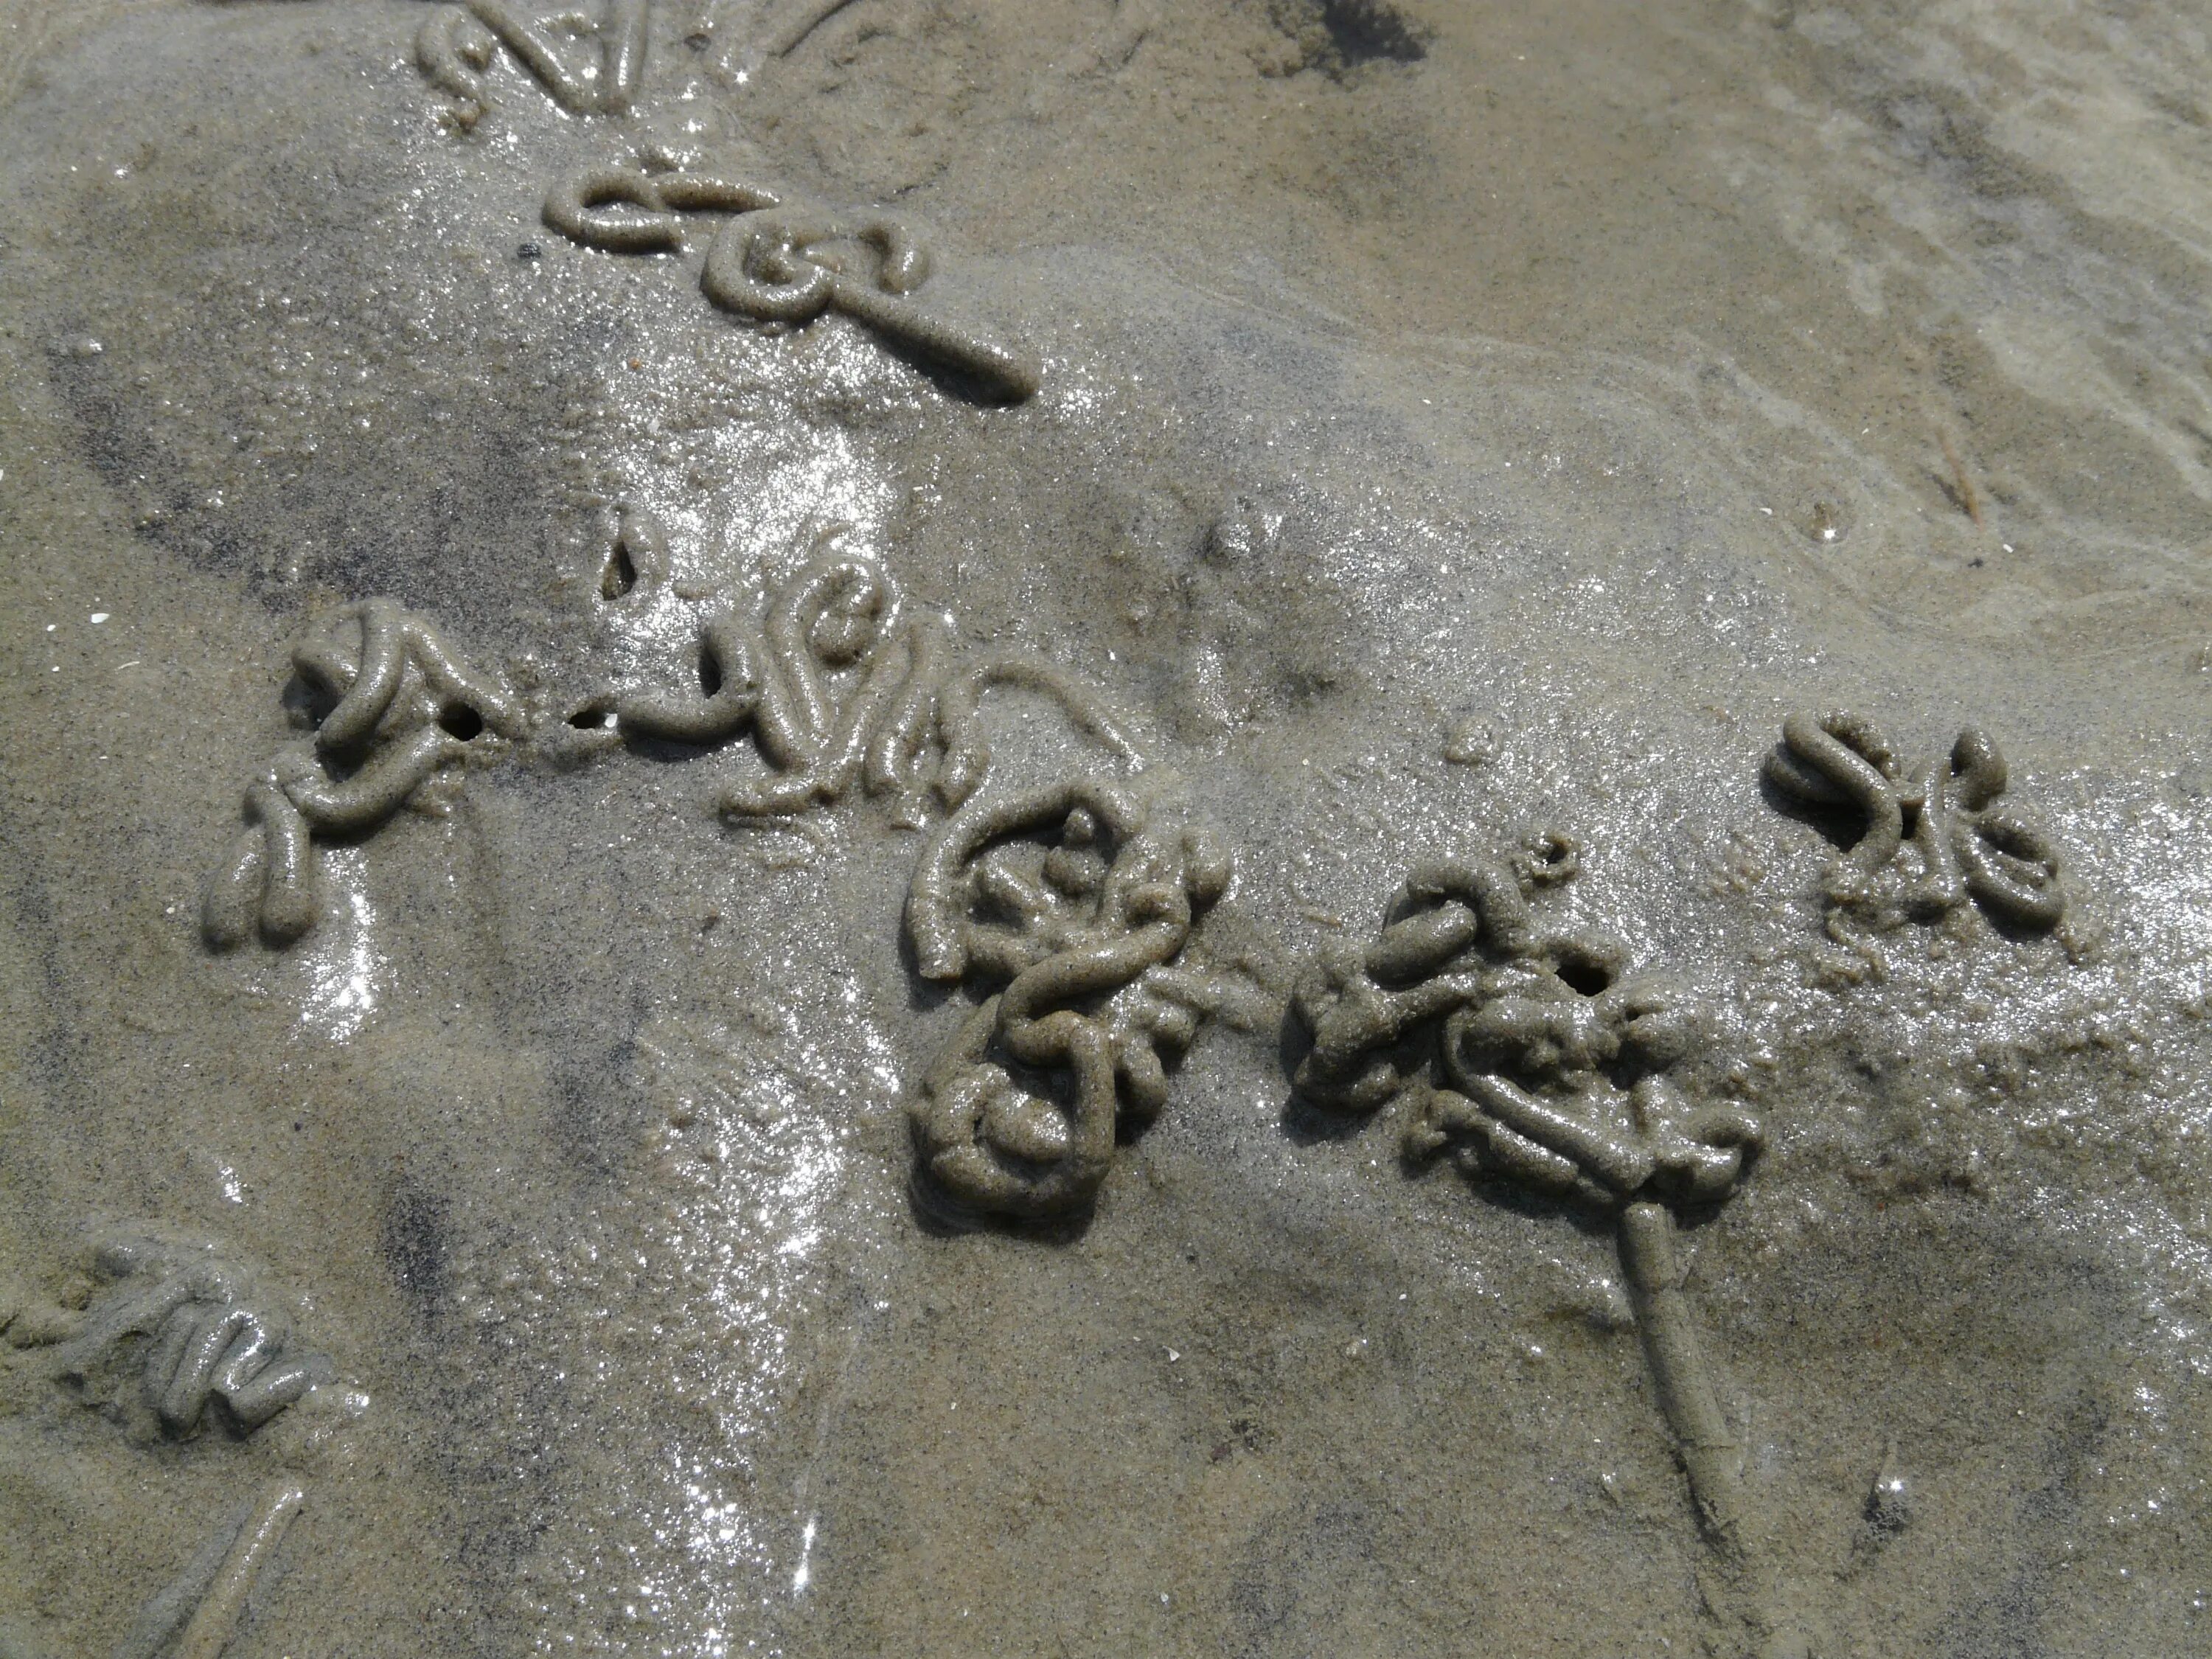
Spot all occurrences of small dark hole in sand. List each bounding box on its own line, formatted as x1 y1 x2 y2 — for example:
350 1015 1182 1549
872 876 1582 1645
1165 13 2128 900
698 641 724 698
568 703 614 731
1315 0 1428 66
1557 956 1612 997
438 703 484 741
602 542 639 599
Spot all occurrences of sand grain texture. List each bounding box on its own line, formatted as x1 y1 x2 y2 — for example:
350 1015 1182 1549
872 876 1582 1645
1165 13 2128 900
1 1 2209 1654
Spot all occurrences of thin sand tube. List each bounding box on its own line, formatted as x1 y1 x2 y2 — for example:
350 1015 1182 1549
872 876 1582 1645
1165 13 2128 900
46 1237 331 1437
702 209 1038 400
1618 1201 1745 1540
616 613 762 744
595 529 1144 821
861 625 1147 813
418 0 648 119
109 1481 305 1659
1294 841 1798 1639
714 545 913 814
202 600 519 950
543 158 781 255
540 156 1036 400
170 1482 306 1659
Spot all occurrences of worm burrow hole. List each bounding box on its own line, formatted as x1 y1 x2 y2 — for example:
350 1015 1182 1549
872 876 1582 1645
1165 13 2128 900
1556 956 1613 998
602 542 639 600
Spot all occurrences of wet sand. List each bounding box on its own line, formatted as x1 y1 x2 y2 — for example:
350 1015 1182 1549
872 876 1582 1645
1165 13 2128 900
2 2 2210 1654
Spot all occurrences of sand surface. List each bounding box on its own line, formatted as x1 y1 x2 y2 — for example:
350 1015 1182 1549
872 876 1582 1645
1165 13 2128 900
1 1 2210 1654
